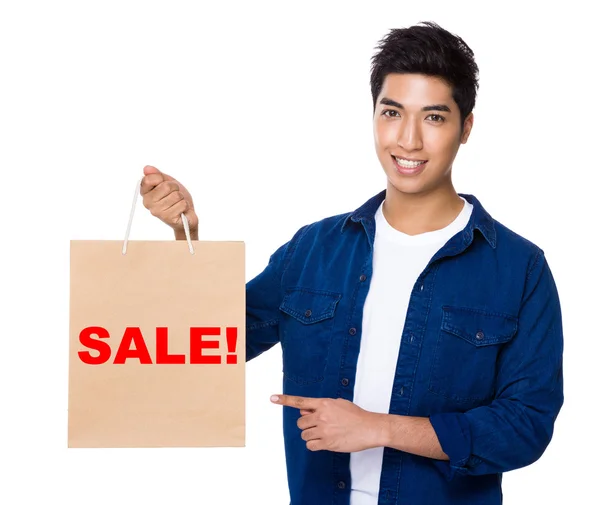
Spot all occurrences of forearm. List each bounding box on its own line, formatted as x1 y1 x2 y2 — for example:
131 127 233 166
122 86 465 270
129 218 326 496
373 413 449 461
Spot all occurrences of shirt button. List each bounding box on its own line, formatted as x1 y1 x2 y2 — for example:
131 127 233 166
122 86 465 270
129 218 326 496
337 481 346 489
410 332 415 343
420 284 424 291
399 386 404 396
476 331 484 340
359 274 367 282
349 327 357 335
304 309 312 318
341 378 349 386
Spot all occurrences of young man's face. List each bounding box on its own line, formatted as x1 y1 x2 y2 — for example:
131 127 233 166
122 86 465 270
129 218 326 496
373 73 473 196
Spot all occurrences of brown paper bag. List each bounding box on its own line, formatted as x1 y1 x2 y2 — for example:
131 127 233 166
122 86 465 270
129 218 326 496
68 181 245 448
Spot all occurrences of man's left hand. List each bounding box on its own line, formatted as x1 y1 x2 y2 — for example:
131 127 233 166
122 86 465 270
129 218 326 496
270 394 387 453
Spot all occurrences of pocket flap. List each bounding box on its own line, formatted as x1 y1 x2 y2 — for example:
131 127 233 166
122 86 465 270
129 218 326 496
279 288 342 324
441 306 518 347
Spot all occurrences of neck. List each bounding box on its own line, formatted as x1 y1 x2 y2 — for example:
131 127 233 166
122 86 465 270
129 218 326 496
382 180 465 236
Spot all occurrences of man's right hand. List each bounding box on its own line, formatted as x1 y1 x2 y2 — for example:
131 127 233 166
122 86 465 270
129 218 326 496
140 165 199 240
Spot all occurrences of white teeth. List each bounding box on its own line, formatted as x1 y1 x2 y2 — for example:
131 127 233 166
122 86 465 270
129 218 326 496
394 156 425 168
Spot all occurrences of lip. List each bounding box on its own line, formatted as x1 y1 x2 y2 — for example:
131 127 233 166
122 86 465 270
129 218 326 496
393 155 427 162
392 155 428 176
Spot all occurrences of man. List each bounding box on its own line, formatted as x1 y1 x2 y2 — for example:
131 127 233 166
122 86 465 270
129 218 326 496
140 21 563 505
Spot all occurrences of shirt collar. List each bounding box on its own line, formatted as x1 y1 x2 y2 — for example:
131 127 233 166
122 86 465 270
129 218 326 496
341 189 497 249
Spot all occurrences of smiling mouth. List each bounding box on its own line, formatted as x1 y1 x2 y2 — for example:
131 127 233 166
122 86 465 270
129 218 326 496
392 155 428 169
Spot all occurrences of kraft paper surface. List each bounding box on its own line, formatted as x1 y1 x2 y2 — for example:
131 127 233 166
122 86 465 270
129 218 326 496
68 240 245 448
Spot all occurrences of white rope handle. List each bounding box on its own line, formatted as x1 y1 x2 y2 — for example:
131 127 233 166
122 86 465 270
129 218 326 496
122 177 195 255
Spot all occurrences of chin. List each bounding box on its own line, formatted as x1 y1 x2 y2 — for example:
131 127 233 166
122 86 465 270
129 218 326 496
384 167 426 194
387 180 427 196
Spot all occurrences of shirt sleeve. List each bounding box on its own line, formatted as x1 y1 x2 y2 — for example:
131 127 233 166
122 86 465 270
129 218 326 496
245 226 306 362
429 248 564 479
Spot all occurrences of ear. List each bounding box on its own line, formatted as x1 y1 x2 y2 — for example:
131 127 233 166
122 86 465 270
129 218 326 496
460 113 474 144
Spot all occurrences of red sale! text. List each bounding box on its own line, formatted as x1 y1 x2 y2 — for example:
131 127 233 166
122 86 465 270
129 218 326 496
77 326 239 365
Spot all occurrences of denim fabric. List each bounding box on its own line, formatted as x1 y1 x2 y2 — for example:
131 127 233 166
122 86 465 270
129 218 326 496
246 189 563 505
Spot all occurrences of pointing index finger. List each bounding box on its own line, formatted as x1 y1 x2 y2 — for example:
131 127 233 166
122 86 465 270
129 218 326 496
271 394 320 410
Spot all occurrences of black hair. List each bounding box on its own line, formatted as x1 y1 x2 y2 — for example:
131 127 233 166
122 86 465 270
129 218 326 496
370 21 479 126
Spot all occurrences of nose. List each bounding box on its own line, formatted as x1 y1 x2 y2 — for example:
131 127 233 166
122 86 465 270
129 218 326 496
397 117 423 151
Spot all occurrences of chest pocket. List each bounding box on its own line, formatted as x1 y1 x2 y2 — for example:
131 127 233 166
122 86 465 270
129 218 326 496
278 288 342 385
428 305 518 403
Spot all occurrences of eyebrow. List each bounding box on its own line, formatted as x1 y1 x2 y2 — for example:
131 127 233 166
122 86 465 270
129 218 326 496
379 97 451 113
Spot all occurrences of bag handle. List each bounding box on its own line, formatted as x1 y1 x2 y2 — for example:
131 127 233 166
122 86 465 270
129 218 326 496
122 177 195 255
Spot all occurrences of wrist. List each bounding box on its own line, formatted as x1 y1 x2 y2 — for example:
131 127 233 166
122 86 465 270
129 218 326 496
368 412 391 448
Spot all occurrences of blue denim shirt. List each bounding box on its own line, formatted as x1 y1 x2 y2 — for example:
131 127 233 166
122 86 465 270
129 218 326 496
246 189 564 505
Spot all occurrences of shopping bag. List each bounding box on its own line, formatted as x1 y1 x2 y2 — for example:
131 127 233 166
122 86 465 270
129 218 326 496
68 179 245 448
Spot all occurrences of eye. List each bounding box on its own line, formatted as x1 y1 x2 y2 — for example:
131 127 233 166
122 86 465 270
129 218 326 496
382 109 400 118
427 114 445 123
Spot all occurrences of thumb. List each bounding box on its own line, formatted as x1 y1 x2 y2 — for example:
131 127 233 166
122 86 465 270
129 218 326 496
143 165 175 181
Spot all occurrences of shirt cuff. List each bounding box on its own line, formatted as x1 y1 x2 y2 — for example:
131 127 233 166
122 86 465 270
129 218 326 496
429 412 472 480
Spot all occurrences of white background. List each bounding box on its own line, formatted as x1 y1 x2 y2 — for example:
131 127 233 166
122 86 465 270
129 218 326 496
1 1 597 503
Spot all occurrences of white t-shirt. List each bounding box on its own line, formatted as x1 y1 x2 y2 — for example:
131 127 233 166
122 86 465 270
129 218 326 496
349 196 473 505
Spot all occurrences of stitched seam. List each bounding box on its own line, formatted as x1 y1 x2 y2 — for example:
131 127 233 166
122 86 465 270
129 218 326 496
409 263 439 415
441 306 517 345
273 224 310 332
279 289 342 322
284 287 342 298
280 224 311 283
442 305 518 321
280 307 335 323
442 324 515 345
525 248 543 283
247 318 279 332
